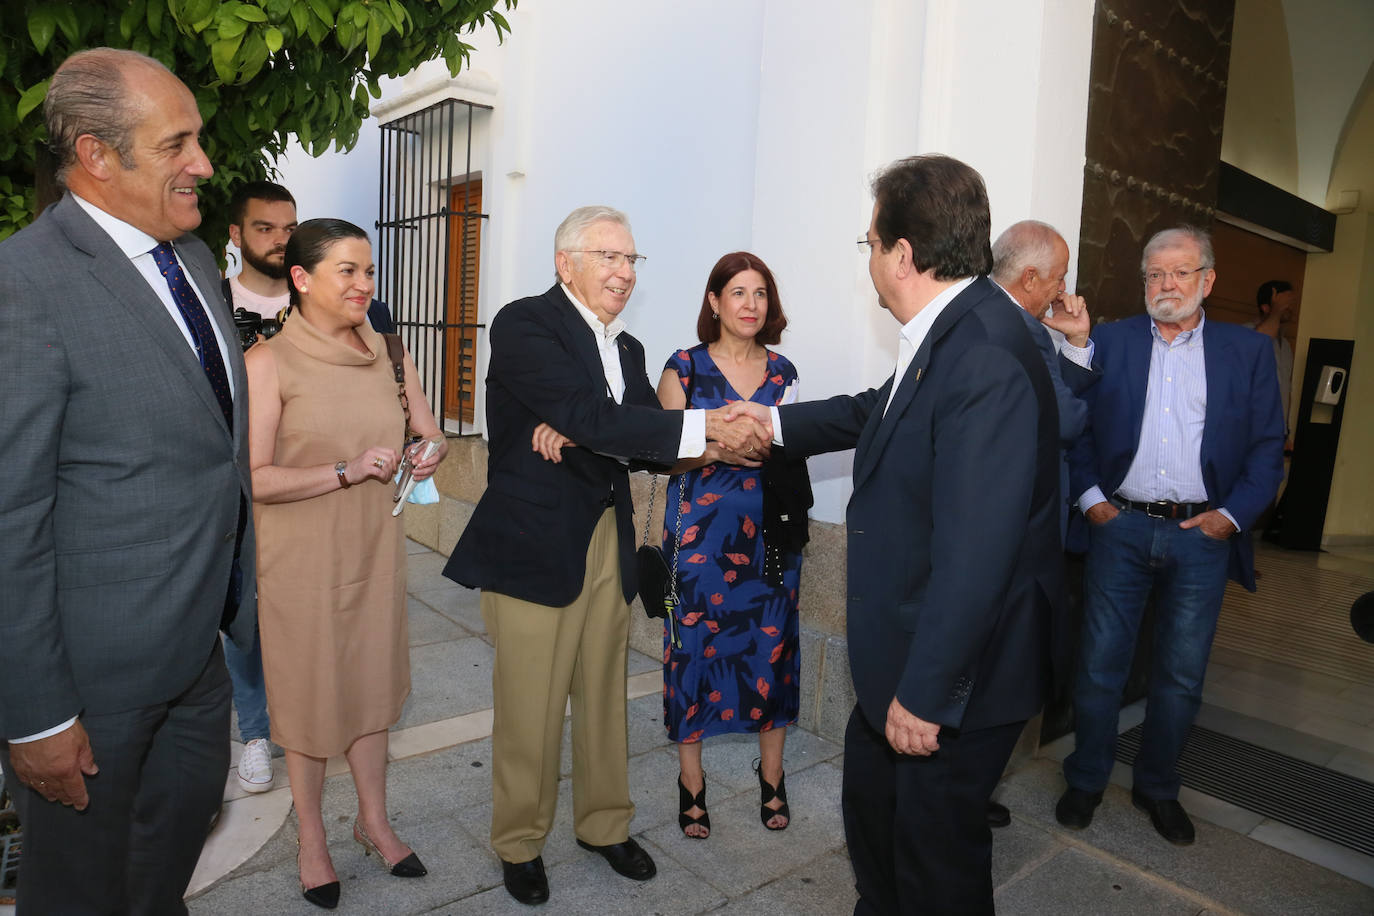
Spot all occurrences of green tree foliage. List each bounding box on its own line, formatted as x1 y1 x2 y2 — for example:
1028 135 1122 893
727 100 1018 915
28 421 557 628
0 0 514 248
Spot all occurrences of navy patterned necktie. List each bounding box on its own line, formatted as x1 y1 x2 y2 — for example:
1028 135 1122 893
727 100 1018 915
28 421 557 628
149 242 233 430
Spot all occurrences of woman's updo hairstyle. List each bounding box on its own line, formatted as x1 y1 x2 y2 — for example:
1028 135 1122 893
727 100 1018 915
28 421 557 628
285 218 369 307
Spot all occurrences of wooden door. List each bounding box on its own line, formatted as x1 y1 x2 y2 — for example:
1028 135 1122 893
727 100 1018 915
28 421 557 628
445 179 482 424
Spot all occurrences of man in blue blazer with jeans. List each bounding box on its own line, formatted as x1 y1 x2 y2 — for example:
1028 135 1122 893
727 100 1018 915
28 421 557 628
1056 226 1285 845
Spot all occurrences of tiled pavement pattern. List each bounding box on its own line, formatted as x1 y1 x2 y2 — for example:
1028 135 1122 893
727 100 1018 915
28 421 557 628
7 540 1373 914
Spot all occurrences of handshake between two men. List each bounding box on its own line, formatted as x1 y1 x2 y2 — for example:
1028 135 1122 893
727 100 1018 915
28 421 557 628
530 404 775 467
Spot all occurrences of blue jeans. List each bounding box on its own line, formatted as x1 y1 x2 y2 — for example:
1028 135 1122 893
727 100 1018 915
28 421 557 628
221 627 270 742
1063 506 1230 799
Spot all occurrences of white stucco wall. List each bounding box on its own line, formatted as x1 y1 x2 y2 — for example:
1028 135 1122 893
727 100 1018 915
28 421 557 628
268 0 1095 522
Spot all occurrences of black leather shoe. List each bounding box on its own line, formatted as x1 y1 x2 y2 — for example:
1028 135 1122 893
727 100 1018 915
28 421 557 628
1054 787 1104 830
1132 788 1195 845
576 837 656 881
986 800 1011 828
501 856 549 905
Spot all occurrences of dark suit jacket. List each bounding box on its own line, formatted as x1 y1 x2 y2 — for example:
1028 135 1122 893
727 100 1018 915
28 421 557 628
444 285 684 607
780 277 1061 734
0 193 256 739
1066 313 1285 591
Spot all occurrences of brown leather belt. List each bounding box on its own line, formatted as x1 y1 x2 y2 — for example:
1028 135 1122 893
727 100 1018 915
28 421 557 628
1111 495 1210 520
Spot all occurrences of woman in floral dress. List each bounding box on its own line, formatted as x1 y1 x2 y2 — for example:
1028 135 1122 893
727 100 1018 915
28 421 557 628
657 251 809 838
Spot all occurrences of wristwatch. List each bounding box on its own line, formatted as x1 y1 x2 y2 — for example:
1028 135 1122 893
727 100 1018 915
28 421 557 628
335 460 351 489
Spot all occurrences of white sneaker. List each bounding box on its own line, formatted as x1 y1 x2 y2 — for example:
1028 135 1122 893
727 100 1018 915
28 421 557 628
237 738 274 793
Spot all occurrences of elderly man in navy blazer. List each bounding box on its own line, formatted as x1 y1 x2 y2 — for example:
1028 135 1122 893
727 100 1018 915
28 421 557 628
1056 226 1285 845
735 155 1062 914
444 206 769 905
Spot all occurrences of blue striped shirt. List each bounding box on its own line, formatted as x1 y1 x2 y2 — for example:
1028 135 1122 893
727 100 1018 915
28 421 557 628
1079 312 1239 529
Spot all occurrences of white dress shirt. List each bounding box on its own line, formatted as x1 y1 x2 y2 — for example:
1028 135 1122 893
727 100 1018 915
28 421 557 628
771 277 975 442
561 284 705 458
73 195 234 397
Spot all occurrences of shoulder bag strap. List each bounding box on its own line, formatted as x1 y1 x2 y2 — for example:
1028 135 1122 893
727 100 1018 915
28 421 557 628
382 333 414 441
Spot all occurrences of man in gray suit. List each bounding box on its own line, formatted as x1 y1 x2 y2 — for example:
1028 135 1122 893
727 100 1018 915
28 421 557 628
0 48 255 914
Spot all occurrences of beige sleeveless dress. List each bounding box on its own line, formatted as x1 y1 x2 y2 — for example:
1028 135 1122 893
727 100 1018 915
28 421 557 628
256 315 409 758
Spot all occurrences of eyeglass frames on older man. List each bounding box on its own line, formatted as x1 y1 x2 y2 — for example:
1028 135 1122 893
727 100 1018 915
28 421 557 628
856 236 880 253
568 250 647 269
1143 266 1209 285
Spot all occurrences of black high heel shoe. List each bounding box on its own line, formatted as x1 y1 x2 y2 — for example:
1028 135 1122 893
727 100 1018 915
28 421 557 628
677 773 710 839
353 819 428 877
754 758 790 831
297 845 341 910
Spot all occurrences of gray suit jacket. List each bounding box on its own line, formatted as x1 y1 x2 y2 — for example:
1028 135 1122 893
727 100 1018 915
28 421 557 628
0 193 256 739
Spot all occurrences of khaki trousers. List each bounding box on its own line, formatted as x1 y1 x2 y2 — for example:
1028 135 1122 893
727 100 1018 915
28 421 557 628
481 509 634 863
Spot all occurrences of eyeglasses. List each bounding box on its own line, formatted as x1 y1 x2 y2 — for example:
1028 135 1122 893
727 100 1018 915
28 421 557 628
857 236 879 253
1143 266 1208 285
570 250 647 270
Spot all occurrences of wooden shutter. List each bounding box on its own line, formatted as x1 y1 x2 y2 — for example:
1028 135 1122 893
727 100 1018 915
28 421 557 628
445 179 482 424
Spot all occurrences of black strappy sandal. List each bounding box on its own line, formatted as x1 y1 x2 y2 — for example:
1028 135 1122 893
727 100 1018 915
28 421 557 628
754 758 790 831
678 774 710 839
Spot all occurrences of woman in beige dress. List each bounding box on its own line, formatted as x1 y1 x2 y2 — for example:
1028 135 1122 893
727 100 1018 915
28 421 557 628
245 219 446 909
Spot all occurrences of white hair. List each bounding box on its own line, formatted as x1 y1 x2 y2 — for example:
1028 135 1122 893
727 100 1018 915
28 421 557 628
554 205 632 254
1141 226 1214 273
991 220 1064 286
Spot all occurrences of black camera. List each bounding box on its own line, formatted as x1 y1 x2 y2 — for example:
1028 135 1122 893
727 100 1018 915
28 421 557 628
232 308 283 350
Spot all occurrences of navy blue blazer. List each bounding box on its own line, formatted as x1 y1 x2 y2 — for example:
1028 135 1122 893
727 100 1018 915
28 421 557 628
444 285 683 607
780 278 1061 734
1066 312 1285 591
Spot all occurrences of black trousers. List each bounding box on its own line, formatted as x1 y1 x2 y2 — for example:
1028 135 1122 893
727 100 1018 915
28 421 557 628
843 704 1024 916
2 641 230 916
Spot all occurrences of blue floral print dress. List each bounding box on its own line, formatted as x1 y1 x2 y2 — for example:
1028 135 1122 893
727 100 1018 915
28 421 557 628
661 344 802 743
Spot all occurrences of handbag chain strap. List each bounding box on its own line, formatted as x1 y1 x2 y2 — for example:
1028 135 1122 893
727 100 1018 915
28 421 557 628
641 473 683 605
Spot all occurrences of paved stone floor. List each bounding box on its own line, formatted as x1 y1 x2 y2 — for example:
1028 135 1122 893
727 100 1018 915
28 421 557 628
7 541 1372 914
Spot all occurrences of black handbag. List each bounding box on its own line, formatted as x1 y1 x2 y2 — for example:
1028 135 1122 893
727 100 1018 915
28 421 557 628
637 473 683 648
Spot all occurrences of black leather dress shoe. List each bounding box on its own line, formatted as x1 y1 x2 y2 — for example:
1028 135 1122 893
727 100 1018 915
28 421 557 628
986 801 1011 828
1132 788 1195 845
502 856 549 905
1054 787 1104 830
576 837 657 881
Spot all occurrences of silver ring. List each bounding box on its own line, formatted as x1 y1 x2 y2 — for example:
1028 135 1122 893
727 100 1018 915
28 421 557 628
372 458 384 468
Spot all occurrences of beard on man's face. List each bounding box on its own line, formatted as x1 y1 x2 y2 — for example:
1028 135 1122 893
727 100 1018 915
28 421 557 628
1145 284 1203 324
243 245 288 280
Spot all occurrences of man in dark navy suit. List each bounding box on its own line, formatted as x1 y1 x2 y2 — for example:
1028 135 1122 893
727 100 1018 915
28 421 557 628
735 156 1061 914
1056 227 1284 845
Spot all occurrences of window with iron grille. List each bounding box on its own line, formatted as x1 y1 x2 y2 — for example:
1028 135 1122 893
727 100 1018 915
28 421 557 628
376 98 491 436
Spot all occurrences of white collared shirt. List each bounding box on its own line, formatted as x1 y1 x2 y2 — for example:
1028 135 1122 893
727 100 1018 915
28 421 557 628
72 195 234 397
991 280 1094 369
769 277 975 442
884 277 975 413
560 284 706 458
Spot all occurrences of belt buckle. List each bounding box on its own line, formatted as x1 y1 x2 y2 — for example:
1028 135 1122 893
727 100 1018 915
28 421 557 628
1145 501 1170 519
